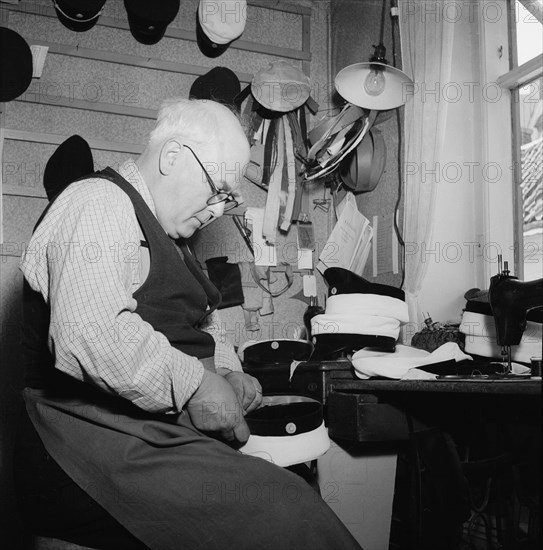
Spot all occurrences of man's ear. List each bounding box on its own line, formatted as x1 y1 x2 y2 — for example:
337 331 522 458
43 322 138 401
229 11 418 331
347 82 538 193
159 139 182 176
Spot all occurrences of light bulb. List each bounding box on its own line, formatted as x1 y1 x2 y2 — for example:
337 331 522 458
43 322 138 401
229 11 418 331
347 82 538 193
364 69 386 96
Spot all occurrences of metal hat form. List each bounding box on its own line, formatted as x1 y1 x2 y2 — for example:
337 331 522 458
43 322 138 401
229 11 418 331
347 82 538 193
335 62 413 110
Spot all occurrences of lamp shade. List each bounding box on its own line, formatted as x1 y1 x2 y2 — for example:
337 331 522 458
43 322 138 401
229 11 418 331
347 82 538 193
335 62 413 110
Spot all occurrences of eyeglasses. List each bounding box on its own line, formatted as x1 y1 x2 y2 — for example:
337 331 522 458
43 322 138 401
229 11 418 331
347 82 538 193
183 145 238 212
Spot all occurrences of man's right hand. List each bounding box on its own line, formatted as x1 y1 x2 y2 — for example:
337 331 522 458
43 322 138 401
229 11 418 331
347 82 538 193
186 369 250 443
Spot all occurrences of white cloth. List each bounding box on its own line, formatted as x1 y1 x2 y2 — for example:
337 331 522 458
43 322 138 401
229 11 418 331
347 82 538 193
311 314 402 339
239 422 330 467
351 342 472 380
460 311 542 363
324 294 409 323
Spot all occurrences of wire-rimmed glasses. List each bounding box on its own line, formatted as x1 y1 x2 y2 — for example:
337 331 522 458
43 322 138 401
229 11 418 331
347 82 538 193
183 144 238 212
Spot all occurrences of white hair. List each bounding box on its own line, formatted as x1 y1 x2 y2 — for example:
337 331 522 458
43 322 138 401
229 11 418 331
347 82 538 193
149 97 240 148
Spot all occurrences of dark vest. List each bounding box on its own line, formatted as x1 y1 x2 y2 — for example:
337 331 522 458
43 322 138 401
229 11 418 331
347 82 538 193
23 167 221 389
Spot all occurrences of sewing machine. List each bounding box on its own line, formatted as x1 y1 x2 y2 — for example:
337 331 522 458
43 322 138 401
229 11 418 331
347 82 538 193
488 255 543 374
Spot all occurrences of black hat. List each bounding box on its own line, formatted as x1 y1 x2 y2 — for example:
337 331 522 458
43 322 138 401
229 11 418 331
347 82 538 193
323 267 405 301
190 67 243 112
44 135 94 200
124 0 180 45
196 1 247 58
53 0 106 32
0 27 33 103
239 339 313 367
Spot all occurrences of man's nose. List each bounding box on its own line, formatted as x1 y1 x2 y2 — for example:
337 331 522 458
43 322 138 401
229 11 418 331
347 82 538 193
208 201 225 217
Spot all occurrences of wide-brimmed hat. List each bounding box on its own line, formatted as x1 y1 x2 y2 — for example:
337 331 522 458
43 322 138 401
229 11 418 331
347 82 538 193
197 0 247 58
53 0 106 32
238 339 313 367
189 67 243 112
124 0 180 45
339 127 386 193
251 60 311 113
43 135 94 200
239 394 330 467
0 27 33 103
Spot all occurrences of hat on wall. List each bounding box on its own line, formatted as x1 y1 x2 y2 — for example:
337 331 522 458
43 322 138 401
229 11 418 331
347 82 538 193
124 0 180 45
189 67 243 112
43 135 94 200
251 60 311 113
0 27 33 103
239 395 330 467
197 0 247 58
53 0 107 32
339 127 386 193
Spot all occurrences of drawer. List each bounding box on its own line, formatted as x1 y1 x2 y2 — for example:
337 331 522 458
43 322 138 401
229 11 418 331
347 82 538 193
327 391 410 442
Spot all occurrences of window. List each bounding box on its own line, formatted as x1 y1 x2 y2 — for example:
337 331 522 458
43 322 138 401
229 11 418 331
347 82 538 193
506 0 543 280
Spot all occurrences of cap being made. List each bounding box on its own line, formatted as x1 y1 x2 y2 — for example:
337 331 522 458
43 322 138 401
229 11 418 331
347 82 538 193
53 0 106 32
0 27 33 102
239 395 330 467
197 0 247 58
251 60 311 113
124 0 180 45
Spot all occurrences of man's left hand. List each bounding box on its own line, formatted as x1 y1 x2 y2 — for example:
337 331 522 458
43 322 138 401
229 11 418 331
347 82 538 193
217 369 263 413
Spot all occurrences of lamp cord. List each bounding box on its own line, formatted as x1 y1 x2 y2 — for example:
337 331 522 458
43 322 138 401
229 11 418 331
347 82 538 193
390 0 406 289
378 0 387 46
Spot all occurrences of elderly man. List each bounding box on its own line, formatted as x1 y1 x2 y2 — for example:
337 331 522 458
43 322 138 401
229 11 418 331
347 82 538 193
16 99 362 550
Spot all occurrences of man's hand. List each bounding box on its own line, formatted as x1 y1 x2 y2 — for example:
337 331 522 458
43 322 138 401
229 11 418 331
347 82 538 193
186 370 250 443
217 369 263 414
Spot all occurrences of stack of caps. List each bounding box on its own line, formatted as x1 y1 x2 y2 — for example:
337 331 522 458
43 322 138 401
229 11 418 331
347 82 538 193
459 288 542 363
310 267 408 360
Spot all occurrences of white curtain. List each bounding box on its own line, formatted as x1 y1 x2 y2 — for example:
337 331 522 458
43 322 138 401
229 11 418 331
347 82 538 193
399 0 455 340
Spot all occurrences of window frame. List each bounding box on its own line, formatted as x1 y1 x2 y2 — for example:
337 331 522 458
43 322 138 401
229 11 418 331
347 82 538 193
478 0 543 284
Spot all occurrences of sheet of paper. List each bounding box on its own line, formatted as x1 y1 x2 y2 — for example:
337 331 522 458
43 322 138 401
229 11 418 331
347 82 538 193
317 192 373 276
245 207 276 266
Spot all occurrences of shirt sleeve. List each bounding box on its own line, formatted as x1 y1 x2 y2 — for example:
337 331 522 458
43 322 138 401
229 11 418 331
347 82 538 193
33 183 203 413
201 309 244 372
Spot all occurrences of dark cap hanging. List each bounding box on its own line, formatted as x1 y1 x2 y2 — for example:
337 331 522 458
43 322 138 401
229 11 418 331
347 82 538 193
0 27 33 102
124 0 180 45
189 67 243 112
43 135 94 200
53 0 107 32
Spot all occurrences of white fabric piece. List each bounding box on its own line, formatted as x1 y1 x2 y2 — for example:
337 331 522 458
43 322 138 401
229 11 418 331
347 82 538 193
198 1 247 44
239 421 330 467
351 342 471 379
311 314 402 339
460 311 542 363
324 294 409 323
460 311 542 340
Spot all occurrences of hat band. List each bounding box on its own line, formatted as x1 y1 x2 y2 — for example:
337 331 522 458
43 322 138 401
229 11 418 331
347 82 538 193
54 1 104 23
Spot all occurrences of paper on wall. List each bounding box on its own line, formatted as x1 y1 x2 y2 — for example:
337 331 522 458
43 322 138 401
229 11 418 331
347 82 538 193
317 192 373 277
